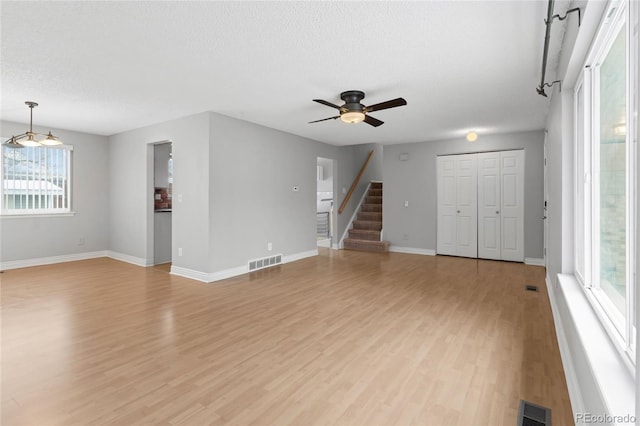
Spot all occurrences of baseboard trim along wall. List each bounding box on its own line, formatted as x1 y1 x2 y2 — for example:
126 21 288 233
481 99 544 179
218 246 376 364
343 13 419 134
107 251 152 267
171 249 320 283
388 246 436 256
0 250 108 271
545 274 585 418
524 257 545 266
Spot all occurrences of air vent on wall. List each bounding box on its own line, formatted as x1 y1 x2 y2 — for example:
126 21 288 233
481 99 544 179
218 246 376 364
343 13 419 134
518 400 552 426
248 254 283 272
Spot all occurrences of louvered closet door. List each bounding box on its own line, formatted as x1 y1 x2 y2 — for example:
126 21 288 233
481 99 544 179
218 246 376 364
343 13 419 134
478 152 501 260
500 150 524 261
455 154 478 258
436 156 458 256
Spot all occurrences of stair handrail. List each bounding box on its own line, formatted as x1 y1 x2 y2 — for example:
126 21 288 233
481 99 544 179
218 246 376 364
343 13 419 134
338 149 374 215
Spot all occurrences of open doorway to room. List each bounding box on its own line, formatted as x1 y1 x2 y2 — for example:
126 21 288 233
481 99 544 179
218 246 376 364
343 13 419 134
150 141 173 271
316 157 335 248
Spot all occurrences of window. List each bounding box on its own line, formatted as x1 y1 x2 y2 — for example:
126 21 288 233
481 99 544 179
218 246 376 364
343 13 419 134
574 0 637 364
1 143 73 215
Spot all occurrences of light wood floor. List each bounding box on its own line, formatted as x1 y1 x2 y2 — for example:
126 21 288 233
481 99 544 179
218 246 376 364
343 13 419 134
1 249 572 425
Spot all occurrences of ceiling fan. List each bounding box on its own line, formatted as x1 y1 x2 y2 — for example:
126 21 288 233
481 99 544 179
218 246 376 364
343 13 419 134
309 90 407 127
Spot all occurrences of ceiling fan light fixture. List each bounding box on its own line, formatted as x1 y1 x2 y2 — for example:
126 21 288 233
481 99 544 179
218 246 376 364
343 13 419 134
340 111 365 124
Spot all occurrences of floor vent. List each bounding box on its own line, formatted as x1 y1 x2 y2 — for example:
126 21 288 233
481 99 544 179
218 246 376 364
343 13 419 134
525 285 539 292
248 254 283 272
518 400 551 426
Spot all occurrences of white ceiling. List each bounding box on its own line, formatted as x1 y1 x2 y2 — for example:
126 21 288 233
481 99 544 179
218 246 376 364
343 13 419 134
1 1 565 146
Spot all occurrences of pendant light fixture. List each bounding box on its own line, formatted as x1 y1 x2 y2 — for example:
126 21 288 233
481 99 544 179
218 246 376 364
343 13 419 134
3 101 62 149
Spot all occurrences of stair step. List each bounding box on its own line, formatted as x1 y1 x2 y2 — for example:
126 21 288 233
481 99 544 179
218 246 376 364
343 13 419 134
365 196 382 205
344 239 390 253
368 189 383 197
348 229 381 241
360 204 382 213
353 220 382 231
370 182 383 190
357 212 382 222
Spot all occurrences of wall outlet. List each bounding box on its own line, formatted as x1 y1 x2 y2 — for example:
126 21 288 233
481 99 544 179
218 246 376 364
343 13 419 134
267 242 273 251
404 200 409 207
178 247 183 257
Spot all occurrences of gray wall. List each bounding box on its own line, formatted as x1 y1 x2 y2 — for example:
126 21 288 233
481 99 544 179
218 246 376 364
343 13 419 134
108 112 211 270
108 110 364 276
382 130 544 258
0 121 109 262
209 112 326 271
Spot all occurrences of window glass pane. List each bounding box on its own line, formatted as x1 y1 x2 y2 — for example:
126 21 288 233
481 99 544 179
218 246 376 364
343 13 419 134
1 145 71 213
598 24 626 316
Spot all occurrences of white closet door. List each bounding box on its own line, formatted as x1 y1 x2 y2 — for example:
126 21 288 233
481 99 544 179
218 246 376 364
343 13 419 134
455 154 478 258
500 150 524 261
477 152 501 260
437 156 457 255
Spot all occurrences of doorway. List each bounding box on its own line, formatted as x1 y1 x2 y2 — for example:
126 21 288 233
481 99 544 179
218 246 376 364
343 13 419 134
316 157 335 248
151 141 173 268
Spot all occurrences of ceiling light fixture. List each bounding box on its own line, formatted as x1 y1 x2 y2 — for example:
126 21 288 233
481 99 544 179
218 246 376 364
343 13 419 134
4 101 62 149
340 111 365 124
466 131 478 142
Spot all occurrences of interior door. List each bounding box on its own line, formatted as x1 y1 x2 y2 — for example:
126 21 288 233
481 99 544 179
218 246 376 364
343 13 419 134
455 154 478 258
437 156 457 255
477 152 501 260
500 150 525 261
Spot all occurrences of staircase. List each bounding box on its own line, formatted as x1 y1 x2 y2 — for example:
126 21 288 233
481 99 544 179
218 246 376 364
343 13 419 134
343 182 390 253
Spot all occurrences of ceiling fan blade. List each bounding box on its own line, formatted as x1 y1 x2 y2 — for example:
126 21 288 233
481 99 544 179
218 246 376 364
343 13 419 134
364 115 384 127
313 99 342 110
365 97 407 113
309 116 340 124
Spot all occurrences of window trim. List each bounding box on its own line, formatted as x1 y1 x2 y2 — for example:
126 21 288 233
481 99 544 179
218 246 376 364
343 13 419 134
574 0 636 369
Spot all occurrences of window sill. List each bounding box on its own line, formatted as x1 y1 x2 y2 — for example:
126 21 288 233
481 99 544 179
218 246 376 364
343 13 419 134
555 274 635 420
1 212 76 219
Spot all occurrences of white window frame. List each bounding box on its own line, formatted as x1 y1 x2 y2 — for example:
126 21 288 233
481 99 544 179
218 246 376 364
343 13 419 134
1 143 74 216
574 0 637 367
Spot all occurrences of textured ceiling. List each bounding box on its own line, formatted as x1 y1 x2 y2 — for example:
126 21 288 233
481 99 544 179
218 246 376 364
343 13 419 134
1 1 563 146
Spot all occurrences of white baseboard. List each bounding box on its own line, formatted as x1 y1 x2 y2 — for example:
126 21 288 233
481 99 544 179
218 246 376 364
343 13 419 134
389 246 436 256
0 250 108 271
170 265 215 283
317 238 331 248
107 251 152 267
171 249 319 284
525 257 545 266
283 249 318 264
545 274 585 418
